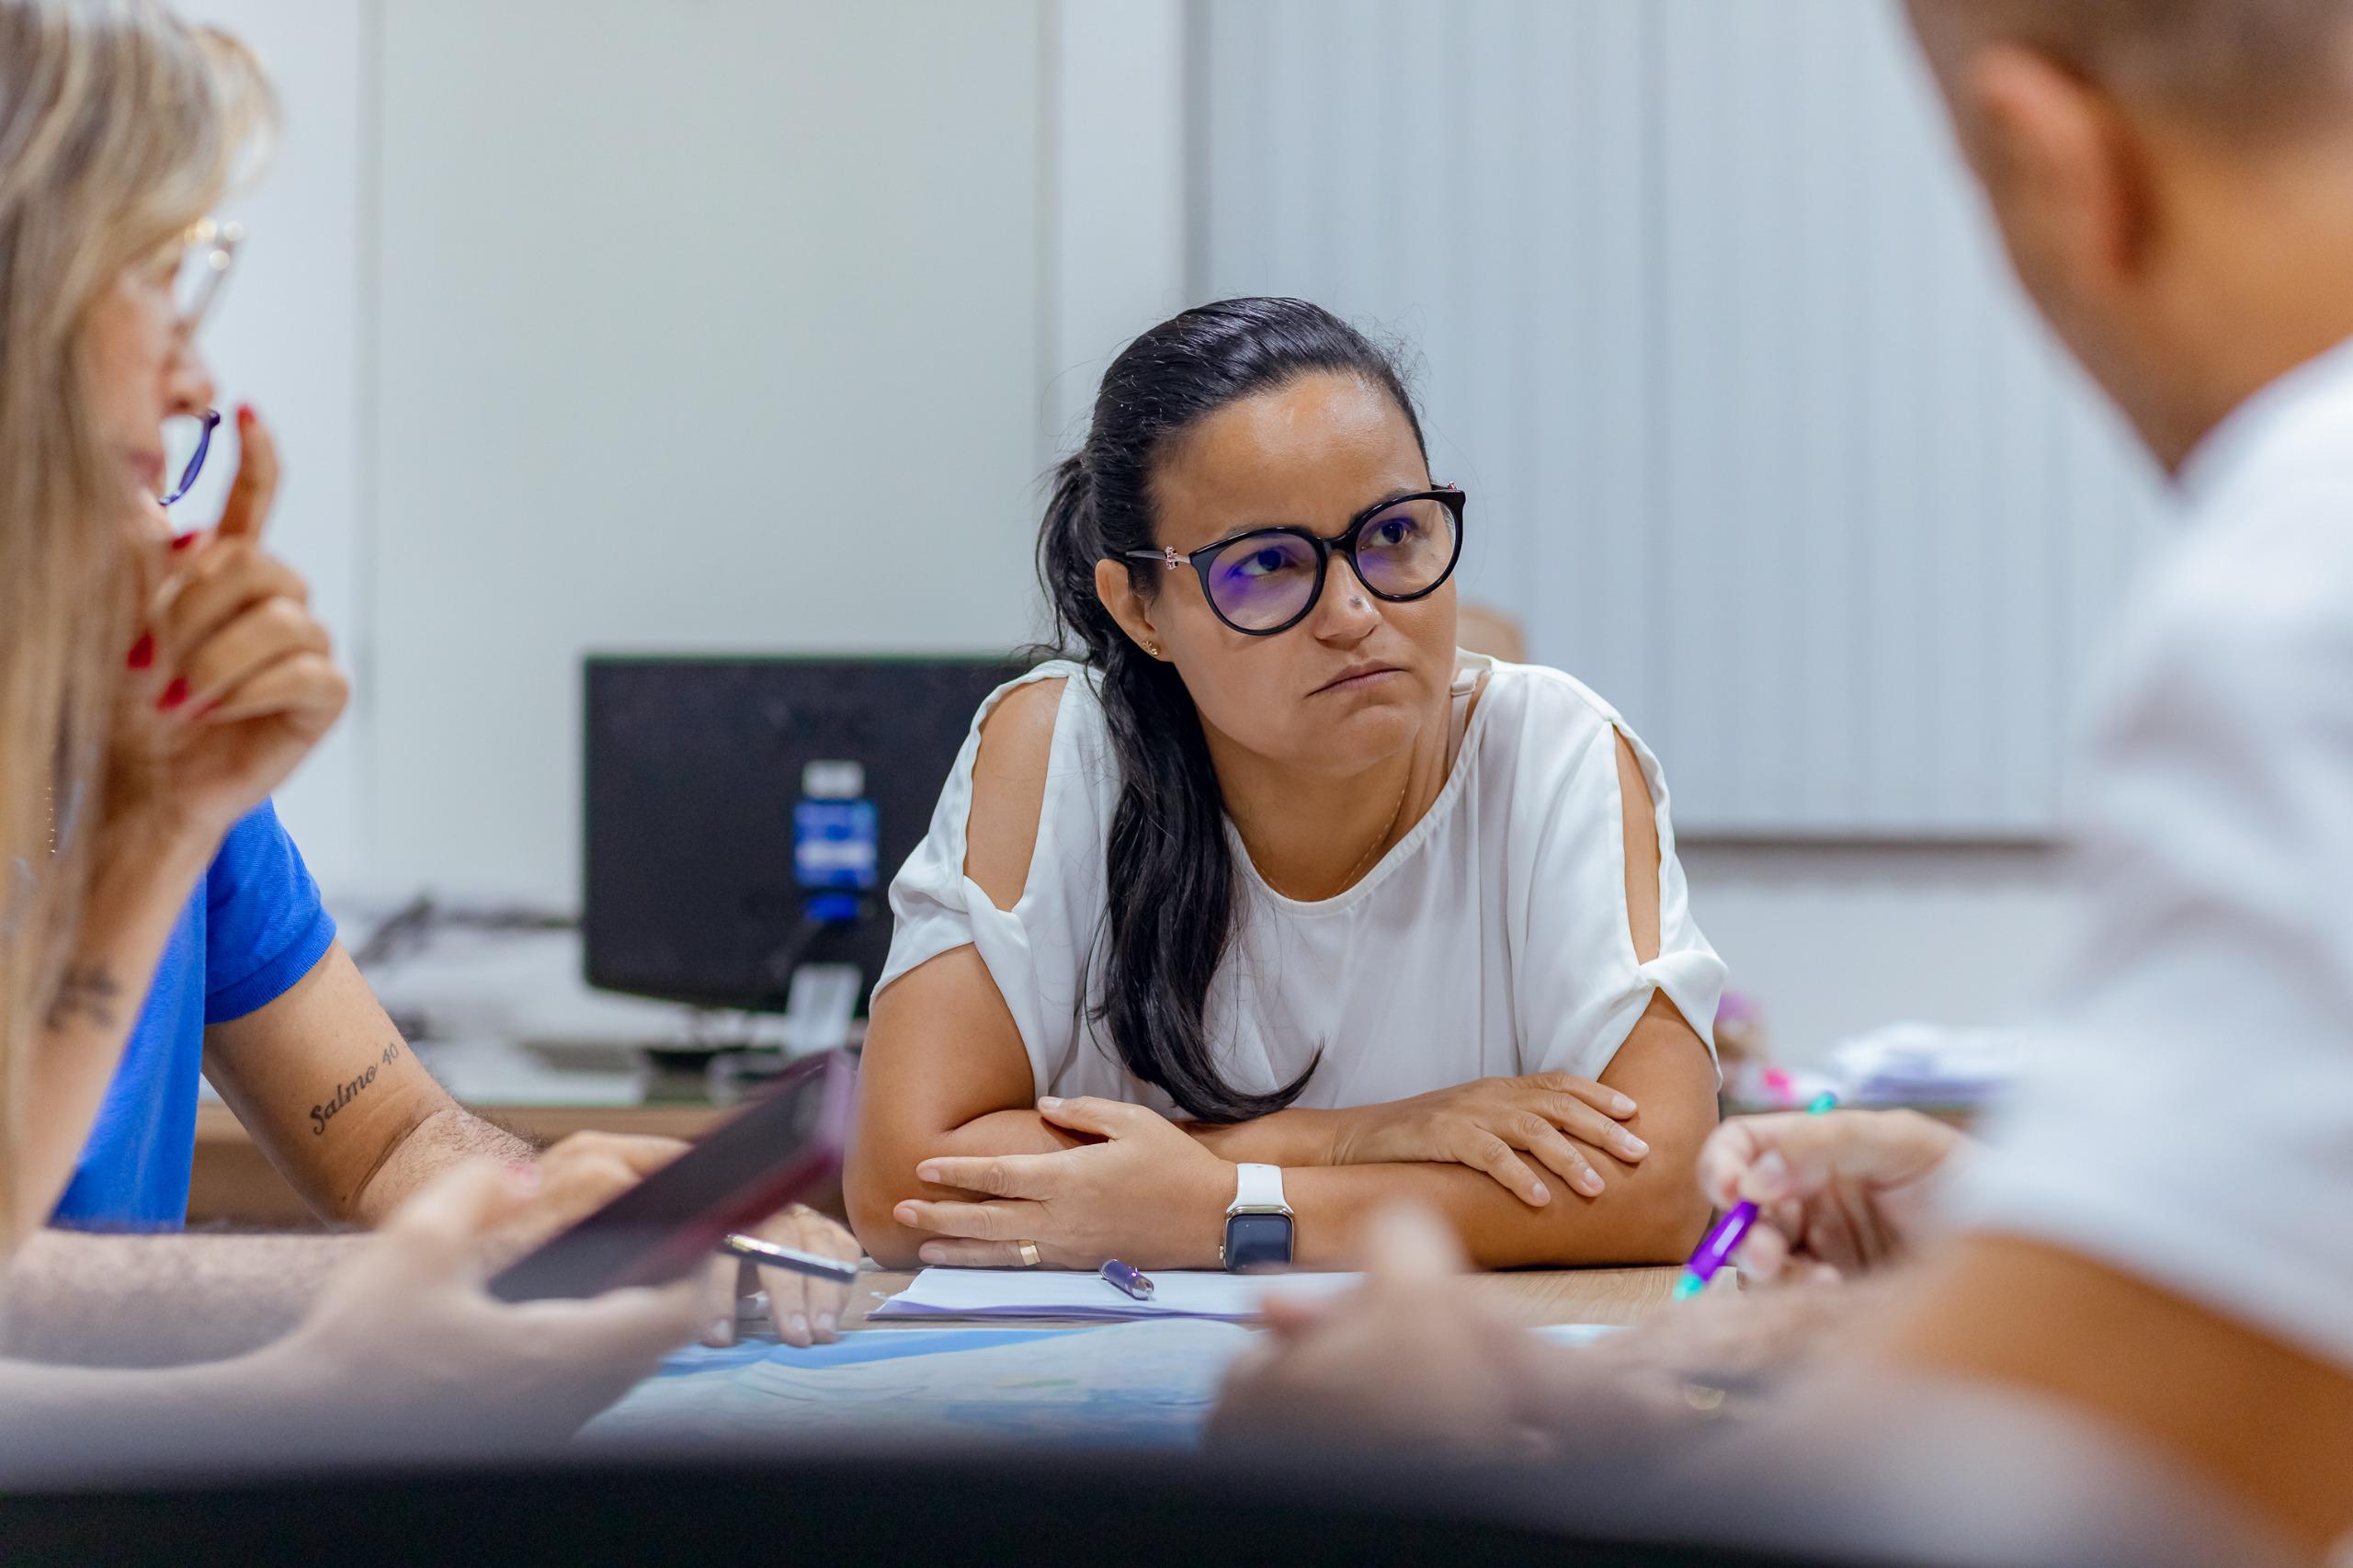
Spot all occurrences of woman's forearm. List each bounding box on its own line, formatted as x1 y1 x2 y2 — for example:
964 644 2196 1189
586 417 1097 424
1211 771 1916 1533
1182 1107 1350 1166
17 824 217 1237
847 1108 1084 1267
1285 1152 1713 1270
1280 1008 1718 1268
861 1105 1349 1265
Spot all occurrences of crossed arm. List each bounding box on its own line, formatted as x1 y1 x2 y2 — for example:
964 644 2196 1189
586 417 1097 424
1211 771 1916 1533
847 956 1713 1272
1199 997 1718 1269
844 682 1718 1272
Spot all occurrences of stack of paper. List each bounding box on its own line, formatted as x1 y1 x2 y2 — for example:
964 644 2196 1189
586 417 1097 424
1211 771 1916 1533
870 1267 1362 1324
1832 1023 2020 1108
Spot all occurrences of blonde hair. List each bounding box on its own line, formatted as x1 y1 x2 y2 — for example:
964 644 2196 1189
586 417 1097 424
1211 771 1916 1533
0 0 272 1250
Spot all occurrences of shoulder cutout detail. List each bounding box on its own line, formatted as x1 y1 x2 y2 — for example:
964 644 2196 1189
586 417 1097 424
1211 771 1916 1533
1613 729 1662 964
963 677 1066 913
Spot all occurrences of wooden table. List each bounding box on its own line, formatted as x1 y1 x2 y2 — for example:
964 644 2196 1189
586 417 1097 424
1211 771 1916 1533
195 1106 1680 1332
839 1266 1681 1332
190 1102 727 1229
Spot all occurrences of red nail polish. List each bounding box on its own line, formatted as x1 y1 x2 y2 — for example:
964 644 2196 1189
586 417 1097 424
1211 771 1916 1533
157 678 188 712
127 633 153 670
169 531 199 551
235 403 255 427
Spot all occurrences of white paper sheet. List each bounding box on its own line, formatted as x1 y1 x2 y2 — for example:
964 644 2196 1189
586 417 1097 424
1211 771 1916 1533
1534 1322 1626 1347
869 1267 1364 1323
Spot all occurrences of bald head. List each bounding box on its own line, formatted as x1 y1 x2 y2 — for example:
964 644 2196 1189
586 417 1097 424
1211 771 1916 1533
1903 0 2353 472
1909 0 2353 140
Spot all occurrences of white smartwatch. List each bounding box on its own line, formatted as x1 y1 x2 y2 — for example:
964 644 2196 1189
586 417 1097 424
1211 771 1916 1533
1221 1163 1295 1272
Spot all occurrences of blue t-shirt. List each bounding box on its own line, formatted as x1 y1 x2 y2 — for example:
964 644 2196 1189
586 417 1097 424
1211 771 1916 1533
49 802 336 1231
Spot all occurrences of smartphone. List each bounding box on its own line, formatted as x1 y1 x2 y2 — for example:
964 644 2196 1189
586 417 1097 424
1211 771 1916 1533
487 1050 856 1303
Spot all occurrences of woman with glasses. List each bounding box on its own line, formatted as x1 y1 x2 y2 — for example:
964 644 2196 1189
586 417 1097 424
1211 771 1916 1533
25 199 855 1362
849 298 1725 1272
0 0 737 1459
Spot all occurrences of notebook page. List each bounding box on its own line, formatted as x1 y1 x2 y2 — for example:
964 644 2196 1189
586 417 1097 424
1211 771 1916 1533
870 1267 1363 1322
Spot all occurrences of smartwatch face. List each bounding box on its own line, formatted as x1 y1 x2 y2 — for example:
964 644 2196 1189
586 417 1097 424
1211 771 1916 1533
1222 1212 1295 1273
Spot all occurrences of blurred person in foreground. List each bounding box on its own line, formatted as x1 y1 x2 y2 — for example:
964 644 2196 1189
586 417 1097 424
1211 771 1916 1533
0 0 834 1464
1215 1 2353 1557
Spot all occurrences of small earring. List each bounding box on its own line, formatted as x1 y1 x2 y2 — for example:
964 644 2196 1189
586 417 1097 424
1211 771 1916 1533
1143 641 1162 659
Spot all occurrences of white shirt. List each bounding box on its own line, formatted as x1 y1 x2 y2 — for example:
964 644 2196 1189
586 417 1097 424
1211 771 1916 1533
876 657 1725 1114
1961 335 2353 1370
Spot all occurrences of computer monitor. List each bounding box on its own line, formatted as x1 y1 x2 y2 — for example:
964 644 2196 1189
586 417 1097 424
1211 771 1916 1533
583 654 1031 1015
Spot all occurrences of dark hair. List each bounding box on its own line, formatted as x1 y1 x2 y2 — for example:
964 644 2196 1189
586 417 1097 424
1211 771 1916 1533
1036 297 1429 1122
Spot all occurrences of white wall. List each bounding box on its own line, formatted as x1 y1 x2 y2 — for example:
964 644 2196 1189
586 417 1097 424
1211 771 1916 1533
176 0 369 888
183 0 2098 1062
1042 0 1188 461
369 0 1049 903
1683 845 2074 1062
1192 0 2168 839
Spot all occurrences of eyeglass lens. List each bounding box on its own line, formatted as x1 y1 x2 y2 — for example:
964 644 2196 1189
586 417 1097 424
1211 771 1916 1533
173 222 240 333
1203 495 1459 631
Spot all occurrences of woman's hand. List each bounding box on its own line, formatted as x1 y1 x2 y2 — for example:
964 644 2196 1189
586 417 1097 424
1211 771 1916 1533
1695 1109 1966 1283
482 1132 693 1261
484 1131 863 1349
893 1096 1233 1269
1330 1072 1648 1206
110 406 347 854
737 1202 863 1348
269 1159 708 1449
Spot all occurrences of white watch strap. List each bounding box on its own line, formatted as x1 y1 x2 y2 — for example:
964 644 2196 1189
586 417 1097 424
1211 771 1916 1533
1229 1163 1290 1216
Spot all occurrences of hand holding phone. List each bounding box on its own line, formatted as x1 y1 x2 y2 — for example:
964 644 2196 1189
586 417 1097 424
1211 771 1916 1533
489 1051 856 1305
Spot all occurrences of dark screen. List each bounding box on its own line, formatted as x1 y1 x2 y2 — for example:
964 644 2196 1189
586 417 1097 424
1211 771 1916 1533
583 655 1030 1013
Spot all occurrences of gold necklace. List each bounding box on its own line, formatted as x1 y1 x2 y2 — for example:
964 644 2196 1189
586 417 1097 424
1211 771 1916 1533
1336 767 1414 891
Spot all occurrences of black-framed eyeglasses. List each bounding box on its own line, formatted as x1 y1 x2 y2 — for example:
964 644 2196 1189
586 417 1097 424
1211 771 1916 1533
159 409 220 506
1122 486 1467 636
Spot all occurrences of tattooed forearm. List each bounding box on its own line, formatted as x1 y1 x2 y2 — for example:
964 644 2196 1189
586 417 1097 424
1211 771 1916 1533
310 1038 406 1136
43 965 123 1032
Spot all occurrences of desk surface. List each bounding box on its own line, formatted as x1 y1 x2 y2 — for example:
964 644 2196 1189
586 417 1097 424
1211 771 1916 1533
194 1104 1681 1324
191 1102 727 1228
839 1265 1680 1332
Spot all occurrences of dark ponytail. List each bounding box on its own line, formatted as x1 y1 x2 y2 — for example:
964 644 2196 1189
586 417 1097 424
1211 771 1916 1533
1035 298 1429 1123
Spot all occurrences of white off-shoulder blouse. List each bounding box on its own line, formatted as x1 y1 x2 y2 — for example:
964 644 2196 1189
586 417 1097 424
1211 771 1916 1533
876 656 1725 1114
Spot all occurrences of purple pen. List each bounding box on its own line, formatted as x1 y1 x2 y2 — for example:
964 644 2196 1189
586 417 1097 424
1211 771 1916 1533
1673 1090 1838 1301
1672 1201 1757 1301
1099 1258 1154 1301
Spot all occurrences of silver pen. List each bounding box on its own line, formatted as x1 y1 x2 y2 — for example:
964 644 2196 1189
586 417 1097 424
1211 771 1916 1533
718 1231 860 1284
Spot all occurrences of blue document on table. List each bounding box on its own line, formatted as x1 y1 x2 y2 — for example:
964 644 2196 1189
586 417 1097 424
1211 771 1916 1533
648 1326 1068 1380
591 1313 1628 1449
588 1321 1260 1448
